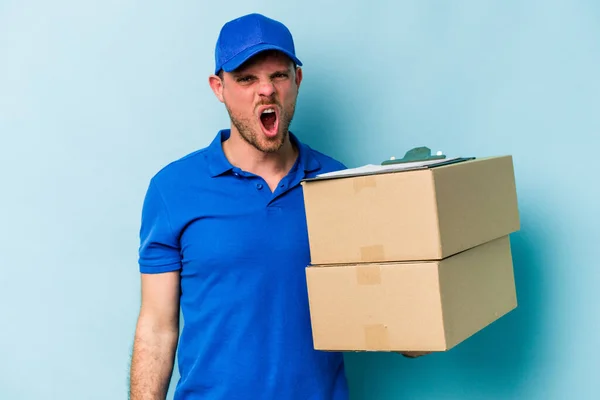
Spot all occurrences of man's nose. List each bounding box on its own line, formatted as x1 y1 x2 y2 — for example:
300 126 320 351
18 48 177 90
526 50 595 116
258 80 275 97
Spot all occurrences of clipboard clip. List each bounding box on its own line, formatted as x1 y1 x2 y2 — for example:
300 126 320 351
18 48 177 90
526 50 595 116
381 146 446 165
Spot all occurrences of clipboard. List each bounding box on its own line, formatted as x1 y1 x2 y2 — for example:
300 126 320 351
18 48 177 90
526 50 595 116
303 147 476 182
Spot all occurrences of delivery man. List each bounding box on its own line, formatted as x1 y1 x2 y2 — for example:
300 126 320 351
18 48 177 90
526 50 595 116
128 12 427 400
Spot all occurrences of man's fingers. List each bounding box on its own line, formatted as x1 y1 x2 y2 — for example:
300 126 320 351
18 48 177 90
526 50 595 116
399 351 432 358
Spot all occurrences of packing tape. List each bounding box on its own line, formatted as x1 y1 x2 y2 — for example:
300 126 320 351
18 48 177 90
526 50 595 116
364 324 390 350
360 245 385 262
353 176 377 193
356 265 381 285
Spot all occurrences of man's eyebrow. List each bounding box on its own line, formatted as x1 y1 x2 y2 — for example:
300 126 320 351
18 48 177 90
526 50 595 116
232 71 253 78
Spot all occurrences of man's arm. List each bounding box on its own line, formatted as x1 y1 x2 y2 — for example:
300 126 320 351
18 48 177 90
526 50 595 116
129 271 181 400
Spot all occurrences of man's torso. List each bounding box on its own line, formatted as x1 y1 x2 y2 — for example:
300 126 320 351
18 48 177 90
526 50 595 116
139 130 349 400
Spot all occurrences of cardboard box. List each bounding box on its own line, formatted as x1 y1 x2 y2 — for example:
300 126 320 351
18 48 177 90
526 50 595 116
301 156 520 265
305 236 517 352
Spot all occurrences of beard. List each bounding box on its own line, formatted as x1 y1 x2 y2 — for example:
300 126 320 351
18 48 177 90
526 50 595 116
224 99 296 154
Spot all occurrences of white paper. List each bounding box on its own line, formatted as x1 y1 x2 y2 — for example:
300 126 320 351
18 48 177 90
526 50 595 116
315 157 463 179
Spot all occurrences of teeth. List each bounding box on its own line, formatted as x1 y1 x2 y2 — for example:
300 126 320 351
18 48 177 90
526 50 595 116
262 108 275 114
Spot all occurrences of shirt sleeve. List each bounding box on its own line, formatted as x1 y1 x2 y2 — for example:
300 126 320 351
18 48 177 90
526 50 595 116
137 178 182 274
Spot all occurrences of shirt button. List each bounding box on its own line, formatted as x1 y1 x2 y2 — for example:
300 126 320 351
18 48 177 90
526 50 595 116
256 183 263 190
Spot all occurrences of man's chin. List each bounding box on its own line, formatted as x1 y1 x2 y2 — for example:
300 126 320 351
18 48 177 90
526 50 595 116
256 138 284 153
255 130 287 153
234 122 288 154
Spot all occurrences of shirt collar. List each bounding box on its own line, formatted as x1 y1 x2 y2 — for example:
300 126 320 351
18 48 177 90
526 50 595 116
206 129 234 177
206 129 321 177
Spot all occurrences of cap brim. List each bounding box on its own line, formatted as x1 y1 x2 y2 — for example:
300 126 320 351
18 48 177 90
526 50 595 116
218 43 302 74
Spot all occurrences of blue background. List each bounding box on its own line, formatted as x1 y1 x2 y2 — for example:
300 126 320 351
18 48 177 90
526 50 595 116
1 1 599 399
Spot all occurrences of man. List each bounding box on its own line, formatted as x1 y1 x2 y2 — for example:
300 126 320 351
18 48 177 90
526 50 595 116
129 13 350 400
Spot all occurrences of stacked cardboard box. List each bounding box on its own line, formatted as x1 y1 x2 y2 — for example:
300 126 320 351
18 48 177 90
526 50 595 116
300 156 520 352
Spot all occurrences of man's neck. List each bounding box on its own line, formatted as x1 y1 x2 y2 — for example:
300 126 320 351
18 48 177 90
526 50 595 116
222 129 299 185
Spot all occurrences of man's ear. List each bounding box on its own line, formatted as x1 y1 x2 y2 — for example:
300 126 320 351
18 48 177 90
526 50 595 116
295 66 303 90
208 74 225 103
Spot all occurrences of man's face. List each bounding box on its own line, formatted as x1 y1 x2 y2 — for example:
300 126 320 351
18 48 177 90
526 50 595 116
210 51 303 153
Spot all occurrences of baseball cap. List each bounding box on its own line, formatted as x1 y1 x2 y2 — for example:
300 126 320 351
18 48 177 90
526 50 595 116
214 13 303 74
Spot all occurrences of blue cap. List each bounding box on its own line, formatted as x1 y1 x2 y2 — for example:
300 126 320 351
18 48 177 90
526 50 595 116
214 13 303 75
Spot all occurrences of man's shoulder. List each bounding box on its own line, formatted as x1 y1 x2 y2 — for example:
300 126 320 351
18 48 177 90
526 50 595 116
304 145 348 174
150 146 211 186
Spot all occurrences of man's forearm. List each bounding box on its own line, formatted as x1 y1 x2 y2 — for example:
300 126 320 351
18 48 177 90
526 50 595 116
129 321 179 400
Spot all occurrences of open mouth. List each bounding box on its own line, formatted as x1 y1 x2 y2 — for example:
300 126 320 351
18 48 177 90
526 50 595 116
259 107 279 137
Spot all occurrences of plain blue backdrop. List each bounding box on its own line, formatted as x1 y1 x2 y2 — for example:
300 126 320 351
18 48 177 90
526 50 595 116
1 1 599 399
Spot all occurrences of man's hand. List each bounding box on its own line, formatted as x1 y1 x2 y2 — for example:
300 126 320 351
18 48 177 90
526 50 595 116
398 351 432 358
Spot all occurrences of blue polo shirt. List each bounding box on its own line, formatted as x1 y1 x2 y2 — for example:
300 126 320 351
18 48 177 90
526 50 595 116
138 129 349 400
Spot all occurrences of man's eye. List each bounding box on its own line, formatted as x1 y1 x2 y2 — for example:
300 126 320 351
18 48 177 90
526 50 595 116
274 73 288 78
237 76 253 83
